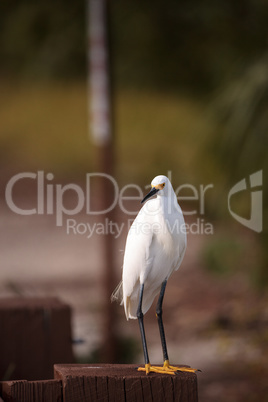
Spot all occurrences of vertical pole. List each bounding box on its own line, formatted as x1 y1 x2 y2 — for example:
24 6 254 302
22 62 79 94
88 0 117 362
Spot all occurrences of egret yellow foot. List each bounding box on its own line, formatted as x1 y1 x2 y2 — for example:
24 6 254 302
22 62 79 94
163 360 199 374
137 361 199 375
137 363 177 375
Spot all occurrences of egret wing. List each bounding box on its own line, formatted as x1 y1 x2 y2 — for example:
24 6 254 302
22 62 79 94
122 204 156 319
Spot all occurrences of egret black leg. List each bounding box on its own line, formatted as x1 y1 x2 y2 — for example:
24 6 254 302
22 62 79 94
154 279 200 374
137 279 198 375
156 279 169 362
137 283 150 365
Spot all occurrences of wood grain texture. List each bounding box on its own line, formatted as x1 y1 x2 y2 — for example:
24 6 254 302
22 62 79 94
54 364 198 402
0 297 74 380
0 379 62 402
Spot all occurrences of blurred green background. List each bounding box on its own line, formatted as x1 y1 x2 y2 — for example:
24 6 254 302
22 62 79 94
1 0 267 274
0 1 267 400
1 1 267 182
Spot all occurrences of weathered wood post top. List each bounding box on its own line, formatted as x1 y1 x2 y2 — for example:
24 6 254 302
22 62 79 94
54 363 198 402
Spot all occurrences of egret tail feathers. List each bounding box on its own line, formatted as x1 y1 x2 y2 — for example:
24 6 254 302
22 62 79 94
111 281 123 304
124 288 159 320
125 296 131 320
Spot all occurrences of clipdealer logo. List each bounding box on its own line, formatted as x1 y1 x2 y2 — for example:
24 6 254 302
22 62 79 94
4 171 214 236
4 170 263 235
228 170 263 233
5 172 119 226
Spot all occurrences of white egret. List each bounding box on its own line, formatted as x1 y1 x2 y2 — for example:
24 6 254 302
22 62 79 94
112 175 197 375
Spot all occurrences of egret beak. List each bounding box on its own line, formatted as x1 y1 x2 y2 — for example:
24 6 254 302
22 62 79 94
141 187 159 204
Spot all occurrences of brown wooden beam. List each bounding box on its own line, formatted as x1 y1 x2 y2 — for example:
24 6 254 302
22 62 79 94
0 380 62 402
0 297 74 381
54 363 198 402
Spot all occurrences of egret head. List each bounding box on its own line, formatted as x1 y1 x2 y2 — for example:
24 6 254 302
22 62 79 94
141 175 171 204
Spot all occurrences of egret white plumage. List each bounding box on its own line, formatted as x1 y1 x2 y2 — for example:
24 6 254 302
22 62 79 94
112 175 197 375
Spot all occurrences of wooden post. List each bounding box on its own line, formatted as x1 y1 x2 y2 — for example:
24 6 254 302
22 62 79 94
54 364 198 402
88 0 117 362
0 298 74 381
0 380 62 402
0 364 198 401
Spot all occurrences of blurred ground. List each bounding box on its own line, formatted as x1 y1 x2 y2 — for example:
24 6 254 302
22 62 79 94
0 194 267 402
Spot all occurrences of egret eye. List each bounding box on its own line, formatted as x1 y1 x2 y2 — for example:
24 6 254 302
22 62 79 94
162 183 165 188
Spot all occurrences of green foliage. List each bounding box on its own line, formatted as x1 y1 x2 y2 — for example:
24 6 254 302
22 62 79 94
0 83 214 184
212 55 268 285
0 1 86 80
0 83 91 177
1 1 268 92
213 55 268 185
201 236 243 277
111 0 268 92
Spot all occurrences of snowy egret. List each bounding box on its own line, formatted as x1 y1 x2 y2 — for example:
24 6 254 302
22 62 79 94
112 175 197 375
